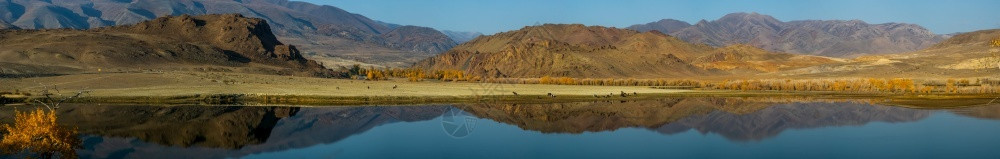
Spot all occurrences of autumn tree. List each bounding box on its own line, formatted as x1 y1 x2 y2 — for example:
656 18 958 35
404 68 427 82
364 67 387 81
946 79 958 93
1 109 81 159
539 76 554 84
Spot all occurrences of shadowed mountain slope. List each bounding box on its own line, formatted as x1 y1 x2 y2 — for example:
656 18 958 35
0 0 457 68
0 14 332 76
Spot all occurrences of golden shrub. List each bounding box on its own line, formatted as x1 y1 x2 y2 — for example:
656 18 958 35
1 108 80 159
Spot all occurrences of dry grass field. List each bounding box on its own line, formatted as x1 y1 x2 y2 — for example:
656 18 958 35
0 72 688 98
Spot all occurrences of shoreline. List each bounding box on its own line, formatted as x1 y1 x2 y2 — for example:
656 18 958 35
5 91 998 107
2 72 998 107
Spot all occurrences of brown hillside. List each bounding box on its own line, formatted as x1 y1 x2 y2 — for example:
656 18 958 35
413 24 718 78
694 44 841 72
774 29 1000 78
0 14 332 76
414 24 841 78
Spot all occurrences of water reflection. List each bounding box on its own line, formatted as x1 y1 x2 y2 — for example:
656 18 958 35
0 98 998 158
654 102 930 141
457 98 932 141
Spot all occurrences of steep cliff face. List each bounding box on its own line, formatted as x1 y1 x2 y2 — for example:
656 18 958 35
0 14 332 76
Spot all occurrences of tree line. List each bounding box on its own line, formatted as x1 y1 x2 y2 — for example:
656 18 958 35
341 67 998 94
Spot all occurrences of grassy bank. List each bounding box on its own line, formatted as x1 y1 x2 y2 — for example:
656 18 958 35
2 72 997 106
24 90 999 106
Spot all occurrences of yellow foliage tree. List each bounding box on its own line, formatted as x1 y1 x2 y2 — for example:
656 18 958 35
946 79 958 93
539 76 554 84
1 109 80 159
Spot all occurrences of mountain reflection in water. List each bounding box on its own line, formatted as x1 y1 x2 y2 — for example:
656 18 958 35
1 97 998 158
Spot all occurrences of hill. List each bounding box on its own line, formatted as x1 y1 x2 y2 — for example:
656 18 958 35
415 24 841 78
772 29 1000 78
414 24 717 78
0 14 332 77
0 0 456 68
628 12 945 57
694 44 841 72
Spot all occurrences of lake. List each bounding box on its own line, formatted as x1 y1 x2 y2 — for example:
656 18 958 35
2 97 1000 159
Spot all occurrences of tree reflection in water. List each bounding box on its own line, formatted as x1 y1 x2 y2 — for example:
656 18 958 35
1 108 81 159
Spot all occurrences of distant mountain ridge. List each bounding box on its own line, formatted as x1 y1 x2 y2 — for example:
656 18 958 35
0 20 15 29
628 12 946 57
441 30 484 43
0 0 457 67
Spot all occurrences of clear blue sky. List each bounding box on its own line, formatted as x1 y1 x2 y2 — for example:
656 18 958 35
302 0 999 34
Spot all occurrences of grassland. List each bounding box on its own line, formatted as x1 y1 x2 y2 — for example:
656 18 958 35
1 71 997 106
0 72 692 105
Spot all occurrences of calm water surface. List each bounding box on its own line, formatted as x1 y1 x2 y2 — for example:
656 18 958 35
2 98 1000 159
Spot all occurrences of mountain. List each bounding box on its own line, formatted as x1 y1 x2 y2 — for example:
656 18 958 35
772 29 1000 78
627 19 691 33
693 44 841 72
0 14 332 76
415 24 841 78
441 30 484 43
628 12 946 57
0 0 457 68
0 20 15 29
414 24 718 78
378 25 456 53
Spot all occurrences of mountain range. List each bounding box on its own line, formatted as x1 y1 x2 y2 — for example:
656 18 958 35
628 12 947 57
1 1 993 79
772 29 1000 78
0 0 460 68
415 24 840 78
0 14 332 76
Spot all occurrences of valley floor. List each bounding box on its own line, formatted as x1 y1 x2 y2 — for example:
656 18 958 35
0 72 690 105
1 72 996 106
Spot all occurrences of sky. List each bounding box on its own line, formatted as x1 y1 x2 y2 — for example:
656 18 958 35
302 0 1000 35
